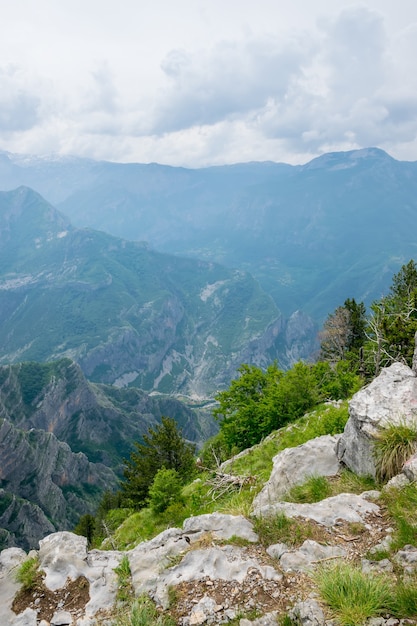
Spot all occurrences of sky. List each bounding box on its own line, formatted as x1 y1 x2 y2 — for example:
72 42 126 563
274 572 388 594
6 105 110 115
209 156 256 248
1 0 417 167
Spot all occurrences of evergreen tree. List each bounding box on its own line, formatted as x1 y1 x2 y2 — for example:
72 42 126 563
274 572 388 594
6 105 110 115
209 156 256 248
121 416 196 508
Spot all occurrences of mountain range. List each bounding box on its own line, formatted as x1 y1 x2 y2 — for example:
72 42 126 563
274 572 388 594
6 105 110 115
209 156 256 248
1 147 416 320
0 187 315 398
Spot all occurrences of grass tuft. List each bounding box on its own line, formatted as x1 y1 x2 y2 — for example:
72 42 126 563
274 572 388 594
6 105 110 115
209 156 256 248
286 475 332 503
381 482 417 551
373 420 417 482
315 562 393 625
112 595 175 626
114 555 133 603
15 556 40 592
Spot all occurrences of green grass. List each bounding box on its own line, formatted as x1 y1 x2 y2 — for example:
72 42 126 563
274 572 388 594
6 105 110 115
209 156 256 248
105 403 350 550
390 576 417 618
222 402 349 481
315 562 417 624
15 556 41 591
114 555 133 603
252 511 321 548
373 420 417 482
285 475 332 503
315 562 394 625
381 482 417 551
112 595 175 626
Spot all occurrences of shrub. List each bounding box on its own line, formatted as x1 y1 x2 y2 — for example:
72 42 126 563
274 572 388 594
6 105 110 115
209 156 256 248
148 468 183 514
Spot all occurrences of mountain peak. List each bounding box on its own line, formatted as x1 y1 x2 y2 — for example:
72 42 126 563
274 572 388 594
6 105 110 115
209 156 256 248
303 147 394 171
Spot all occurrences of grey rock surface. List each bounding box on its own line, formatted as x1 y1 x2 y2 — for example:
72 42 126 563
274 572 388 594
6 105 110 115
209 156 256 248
402 452 417 481
393 545 417 573
266 543 289 560
253 492 380 525
152 545 282 608
279 540 346 573
337 363 417 476
289 598 326 625
183 513 259 543
128 513 260 598
39 531 122 620
240 611 279 626
362 558 394 574
252 435 342 511
0 547 28 625
12 608 38 625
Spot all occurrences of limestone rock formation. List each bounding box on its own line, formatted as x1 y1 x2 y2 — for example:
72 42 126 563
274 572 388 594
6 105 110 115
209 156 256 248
337 362 417 477
252 491 380 525
252 434 342 511
0 418 117 550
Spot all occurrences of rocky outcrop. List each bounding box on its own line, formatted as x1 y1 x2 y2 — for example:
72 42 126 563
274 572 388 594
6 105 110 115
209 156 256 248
0 417 117 550
252 491 380 525
337 362 417 476
0 359 210 465
0 515 272 625
2 491 403 626
252 434 342 511
3 359 417 624
0 358 212 550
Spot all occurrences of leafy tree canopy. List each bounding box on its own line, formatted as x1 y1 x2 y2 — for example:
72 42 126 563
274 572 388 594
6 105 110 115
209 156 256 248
213 360 361 454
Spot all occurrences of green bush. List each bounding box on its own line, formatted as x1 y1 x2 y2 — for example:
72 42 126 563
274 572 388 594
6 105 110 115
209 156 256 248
148 468 184 514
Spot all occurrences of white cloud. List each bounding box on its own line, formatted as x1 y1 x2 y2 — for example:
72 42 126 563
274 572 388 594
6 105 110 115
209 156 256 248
0 1 417 165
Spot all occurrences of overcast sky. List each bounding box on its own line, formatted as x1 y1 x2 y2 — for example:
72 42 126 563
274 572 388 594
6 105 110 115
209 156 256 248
1 0 417 166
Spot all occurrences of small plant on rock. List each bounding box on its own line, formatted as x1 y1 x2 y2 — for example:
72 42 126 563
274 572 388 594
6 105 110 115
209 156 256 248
286 475 331 503
114 555 133 603
15 556 41 592
113 594 175 626
373 420 417 482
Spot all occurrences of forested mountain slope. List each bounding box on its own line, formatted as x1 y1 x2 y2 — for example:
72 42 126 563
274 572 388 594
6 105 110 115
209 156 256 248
0 187 314 396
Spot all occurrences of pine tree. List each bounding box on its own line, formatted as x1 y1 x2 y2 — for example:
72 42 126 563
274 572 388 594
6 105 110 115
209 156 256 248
120 416 196 508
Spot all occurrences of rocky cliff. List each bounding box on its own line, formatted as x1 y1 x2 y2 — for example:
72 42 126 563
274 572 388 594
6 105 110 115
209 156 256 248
0 418 116 551
0 358 212 550
1 363 416 625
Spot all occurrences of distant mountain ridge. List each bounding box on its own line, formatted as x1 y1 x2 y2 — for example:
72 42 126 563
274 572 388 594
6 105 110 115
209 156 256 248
0 147 416 321
0 187 313 396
